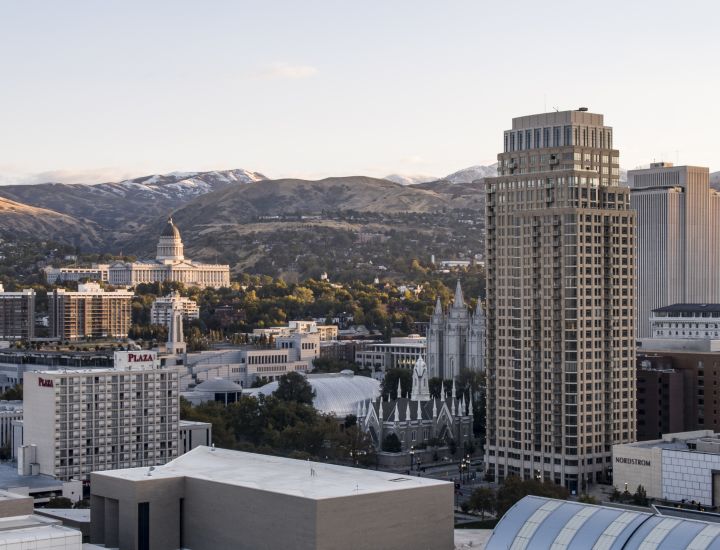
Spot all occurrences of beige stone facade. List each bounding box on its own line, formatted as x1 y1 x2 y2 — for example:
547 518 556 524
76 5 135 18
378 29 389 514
484 109 636 492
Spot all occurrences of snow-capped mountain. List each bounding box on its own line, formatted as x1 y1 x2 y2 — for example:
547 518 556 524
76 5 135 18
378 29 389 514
0 168 268 236
384 173 438 186
441 164 498 183
99 169 267 200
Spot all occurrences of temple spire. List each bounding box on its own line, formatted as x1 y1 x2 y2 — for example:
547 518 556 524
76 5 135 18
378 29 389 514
475 297 484 317
434 296 443 316
451 380 456 400
405 400 411 421
432 399 438 418
468 393 474 416
396 378 402 400
453 279 465 308
393 403 400 422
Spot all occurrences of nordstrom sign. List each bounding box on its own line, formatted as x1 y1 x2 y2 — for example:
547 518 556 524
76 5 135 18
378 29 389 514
615 456 651 467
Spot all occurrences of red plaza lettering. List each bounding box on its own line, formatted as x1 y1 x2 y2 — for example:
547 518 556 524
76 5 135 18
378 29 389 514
127 353 154 362
38 377 54 388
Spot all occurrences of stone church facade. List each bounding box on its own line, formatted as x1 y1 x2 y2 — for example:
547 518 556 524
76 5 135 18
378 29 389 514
426 281 485 380
358 357 474 456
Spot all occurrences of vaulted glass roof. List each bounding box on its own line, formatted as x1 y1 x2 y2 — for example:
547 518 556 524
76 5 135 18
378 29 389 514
487 496 720 550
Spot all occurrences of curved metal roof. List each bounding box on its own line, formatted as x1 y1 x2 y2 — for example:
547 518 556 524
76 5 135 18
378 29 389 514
487 496 720 550
194 378 244 393
249 372 380 418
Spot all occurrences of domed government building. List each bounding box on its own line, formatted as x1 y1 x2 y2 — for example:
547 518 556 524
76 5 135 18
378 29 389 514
107 219 230 289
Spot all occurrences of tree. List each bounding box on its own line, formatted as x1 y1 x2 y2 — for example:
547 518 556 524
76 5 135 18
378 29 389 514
344 414 357 429
0 384 22 401
495 476 569 517
381 433 402 453
273 372 315 405
46 496 73 509
380 368 412 400
578 493 598 504
429 377 443 399
633 485 649 506
469 486 496 519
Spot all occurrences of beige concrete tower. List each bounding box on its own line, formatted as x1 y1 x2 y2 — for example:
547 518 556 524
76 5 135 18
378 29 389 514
628 163 720 338
484 109 636 493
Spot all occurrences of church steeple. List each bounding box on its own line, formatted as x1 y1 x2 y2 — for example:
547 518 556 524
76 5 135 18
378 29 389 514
433 296 443 317
453 279 465 309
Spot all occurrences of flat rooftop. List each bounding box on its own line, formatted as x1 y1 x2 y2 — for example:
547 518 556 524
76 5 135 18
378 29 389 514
0 462 65 492
96 446 450 500
0 514 81 543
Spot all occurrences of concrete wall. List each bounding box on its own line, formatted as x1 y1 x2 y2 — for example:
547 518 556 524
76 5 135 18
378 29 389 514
22 372 56 476
183 477 316 550
0 491 33 517
315 484 453 550
612 444 662 498
91 473 184 550
91 471 454 550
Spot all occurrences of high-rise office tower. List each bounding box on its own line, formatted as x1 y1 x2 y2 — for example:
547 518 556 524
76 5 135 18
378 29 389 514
628 162 720 338
484 109 636 492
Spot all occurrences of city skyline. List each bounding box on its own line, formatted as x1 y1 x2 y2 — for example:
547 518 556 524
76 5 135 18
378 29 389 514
2 0 720 185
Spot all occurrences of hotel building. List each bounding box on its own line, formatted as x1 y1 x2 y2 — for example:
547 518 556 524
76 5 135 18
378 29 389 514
49 282 132 341
0 285 35 341
21 351 182 481
629 163 720 337
484 109 636 492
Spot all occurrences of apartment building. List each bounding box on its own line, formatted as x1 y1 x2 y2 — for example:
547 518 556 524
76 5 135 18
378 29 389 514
0 285 35 341
49 282 132 341
22 351 181 481
484 109 636 492
150 292 199 327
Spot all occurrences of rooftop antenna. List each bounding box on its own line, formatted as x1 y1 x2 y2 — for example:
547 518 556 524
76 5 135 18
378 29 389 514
553 106 559 112
146 466 155 477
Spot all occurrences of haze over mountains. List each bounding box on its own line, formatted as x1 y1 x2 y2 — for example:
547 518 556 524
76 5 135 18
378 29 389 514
0 161 688 278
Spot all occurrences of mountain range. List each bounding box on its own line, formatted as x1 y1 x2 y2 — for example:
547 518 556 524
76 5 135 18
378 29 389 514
0 161 682 279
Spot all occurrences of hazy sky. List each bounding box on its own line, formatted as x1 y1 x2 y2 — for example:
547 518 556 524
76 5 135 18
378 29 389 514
1 0 719 184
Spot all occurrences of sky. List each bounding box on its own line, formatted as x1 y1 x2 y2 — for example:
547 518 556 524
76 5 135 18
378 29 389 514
1 0 719 184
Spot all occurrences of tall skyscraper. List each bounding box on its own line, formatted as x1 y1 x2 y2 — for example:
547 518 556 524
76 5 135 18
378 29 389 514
628 162 720 338
484 109 636 492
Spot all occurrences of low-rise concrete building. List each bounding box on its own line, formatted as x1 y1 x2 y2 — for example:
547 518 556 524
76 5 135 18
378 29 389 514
91 445 453 550
613 430 720 507
355 335 426 374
